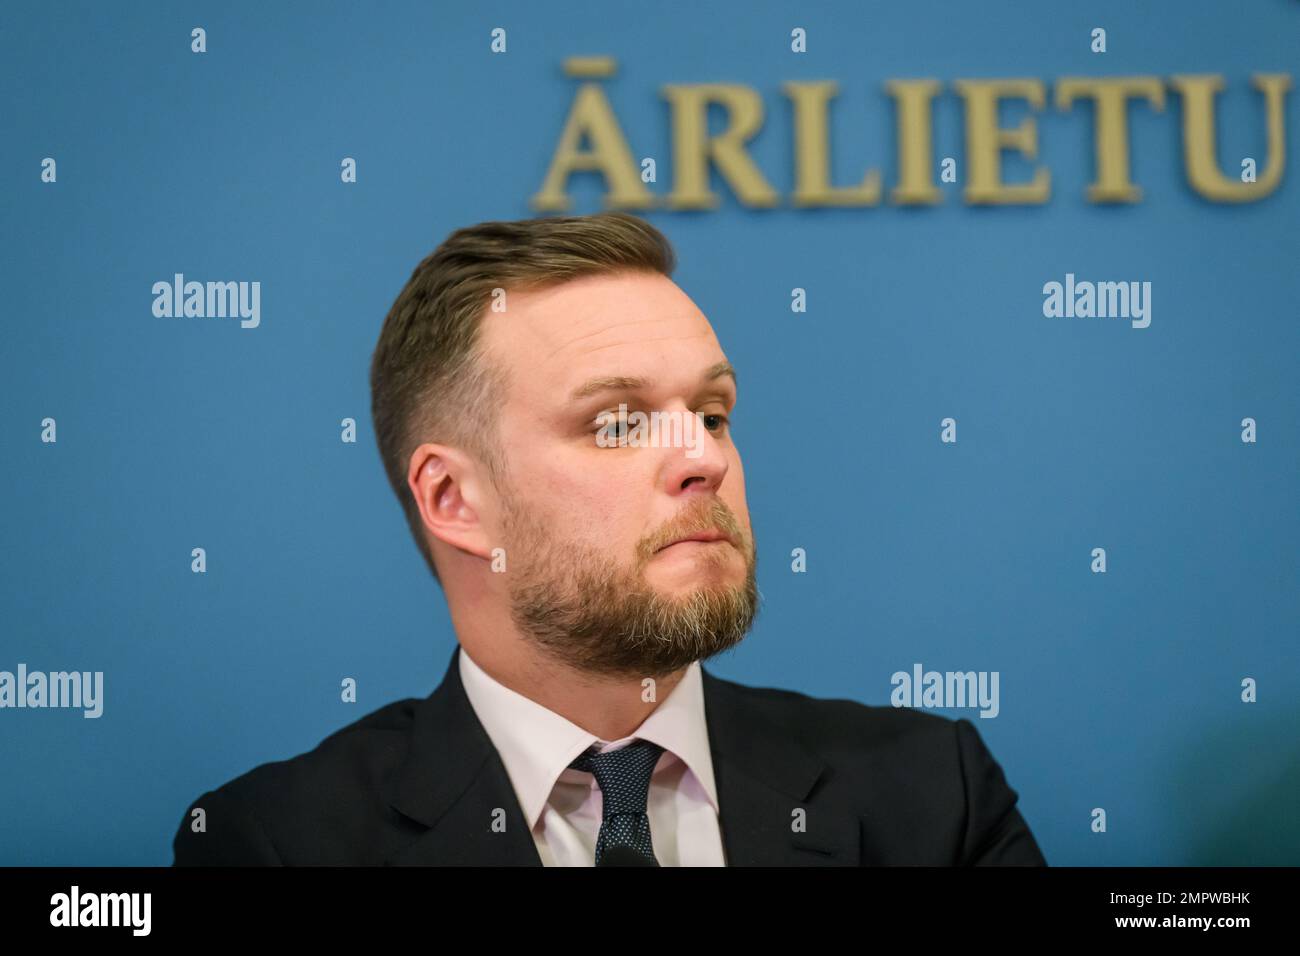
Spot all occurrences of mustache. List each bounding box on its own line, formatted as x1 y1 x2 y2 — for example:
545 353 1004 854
638 498 747 560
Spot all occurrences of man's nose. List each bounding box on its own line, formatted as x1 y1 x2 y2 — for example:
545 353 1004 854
660 411 730 494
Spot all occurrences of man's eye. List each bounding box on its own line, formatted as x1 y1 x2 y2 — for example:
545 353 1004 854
700 412 730 433
593 412 630 440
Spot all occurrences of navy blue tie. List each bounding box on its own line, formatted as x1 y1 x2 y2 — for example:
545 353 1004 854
568 738 665 866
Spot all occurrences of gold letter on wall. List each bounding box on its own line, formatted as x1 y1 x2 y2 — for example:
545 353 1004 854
1056 76 1164 203
783 81 881 207
660 83 780 210
954 78 1050 204
531 57 654 212
1170 73 1291 202
887 79 943 205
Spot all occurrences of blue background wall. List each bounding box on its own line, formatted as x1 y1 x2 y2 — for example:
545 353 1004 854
2 0 1296 865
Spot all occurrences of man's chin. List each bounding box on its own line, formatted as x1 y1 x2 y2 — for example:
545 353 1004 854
512 580 758 678
642 550 749 590
643 578 746 607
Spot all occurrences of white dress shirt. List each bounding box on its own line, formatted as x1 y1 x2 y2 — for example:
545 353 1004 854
457 645 727 866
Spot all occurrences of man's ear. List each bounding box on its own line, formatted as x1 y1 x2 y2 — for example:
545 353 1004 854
406 443 495 562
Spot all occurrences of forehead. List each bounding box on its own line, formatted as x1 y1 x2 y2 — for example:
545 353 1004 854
479 271 726 404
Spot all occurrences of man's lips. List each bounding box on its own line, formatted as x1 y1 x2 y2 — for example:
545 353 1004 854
656 529 733 552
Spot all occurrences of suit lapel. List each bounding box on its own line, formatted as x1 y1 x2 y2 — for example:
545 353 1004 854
700 666 862 866
384 647 861 865
385 647 542 866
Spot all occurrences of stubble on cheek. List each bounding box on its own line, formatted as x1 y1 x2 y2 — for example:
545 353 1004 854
484 439 758 672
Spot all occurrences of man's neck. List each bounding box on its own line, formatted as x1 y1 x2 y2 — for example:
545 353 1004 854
455 631 688 742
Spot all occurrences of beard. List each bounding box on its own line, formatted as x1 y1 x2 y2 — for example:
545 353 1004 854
498 482 759 680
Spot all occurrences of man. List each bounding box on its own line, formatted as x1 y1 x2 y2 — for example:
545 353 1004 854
171 212 1046 866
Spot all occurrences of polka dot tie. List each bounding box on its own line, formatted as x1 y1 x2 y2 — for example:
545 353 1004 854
568 738 665 866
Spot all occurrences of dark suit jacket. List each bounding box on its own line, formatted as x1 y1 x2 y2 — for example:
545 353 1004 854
172 647 1046 865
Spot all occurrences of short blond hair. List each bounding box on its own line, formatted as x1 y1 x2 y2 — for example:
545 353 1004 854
369 212 677 583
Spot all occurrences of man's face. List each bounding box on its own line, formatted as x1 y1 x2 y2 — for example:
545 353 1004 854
476 270 758 679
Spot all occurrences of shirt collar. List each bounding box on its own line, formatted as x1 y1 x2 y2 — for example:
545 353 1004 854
457 644 720 831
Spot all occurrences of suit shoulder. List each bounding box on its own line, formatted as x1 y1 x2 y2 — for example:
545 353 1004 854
174 695 424 859
704 671 1047 865
706 670 961 749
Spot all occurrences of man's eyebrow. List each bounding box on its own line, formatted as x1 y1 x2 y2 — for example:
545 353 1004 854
568 375 649 402
704 360 737 387
567 361 737 403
